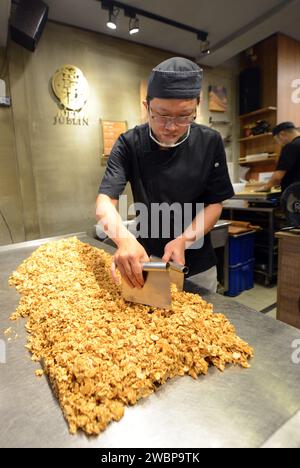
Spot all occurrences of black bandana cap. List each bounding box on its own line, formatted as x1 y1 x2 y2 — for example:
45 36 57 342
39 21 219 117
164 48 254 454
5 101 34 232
147 57 203 99
272 121 296 136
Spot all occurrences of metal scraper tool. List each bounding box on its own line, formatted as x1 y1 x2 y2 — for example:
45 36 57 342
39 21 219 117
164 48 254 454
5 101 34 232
168 260 189 291
121 257 189 308
150 256 189 291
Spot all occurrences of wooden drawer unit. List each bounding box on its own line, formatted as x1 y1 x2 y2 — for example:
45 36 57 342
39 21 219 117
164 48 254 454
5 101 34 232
276 232 300 329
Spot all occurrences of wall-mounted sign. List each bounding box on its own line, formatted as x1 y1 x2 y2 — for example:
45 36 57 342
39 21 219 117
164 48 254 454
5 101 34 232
100 120 127 165
140 80 148 123
208 85 228 112
52 65 89 110
51 65 89 125
53 110 89 126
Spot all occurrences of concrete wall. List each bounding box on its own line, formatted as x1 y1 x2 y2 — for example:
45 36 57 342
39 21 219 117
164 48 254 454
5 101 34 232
0 21 238 244
0 46 25 244
196 62 239 182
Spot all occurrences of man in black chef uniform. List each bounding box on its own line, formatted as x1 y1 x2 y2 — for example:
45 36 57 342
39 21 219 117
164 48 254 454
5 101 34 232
256 121 300 193
96 57 234 293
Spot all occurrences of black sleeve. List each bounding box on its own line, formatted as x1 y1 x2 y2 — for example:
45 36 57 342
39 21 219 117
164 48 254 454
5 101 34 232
201 133 234 204
276 144 298 172
98 134 131 199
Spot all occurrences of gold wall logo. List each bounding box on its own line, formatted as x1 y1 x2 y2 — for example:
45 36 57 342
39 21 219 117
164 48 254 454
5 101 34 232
51 65 89 126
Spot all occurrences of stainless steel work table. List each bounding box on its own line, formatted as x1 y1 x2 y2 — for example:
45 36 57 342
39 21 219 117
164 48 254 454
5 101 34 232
1 234 300 448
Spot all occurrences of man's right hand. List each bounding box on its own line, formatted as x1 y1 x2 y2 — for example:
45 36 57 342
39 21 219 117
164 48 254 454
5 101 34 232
111 239 150 289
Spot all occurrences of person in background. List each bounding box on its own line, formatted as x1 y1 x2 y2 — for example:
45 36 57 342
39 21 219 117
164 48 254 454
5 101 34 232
256 122 300 193
96 57 234 293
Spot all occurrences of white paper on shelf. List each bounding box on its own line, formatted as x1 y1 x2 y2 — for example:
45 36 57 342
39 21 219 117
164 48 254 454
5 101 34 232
258 172 273 182
245 153 269 161
226 162 234 183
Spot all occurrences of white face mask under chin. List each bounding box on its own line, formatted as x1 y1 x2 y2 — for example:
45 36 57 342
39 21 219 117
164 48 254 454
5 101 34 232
149 125 191 148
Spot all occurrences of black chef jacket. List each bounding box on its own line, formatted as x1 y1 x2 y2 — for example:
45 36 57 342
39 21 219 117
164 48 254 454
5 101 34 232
99 122 234 276
276 136 300 193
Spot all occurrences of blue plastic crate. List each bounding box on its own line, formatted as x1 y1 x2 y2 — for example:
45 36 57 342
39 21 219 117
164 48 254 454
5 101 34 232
225 259 254 297
228 231 255 266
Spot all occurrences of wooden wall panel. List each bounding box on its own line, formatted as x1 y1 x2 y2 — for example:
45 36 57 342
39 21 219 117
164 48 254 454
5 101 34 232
255 35 278 109
277 34 300 127
240 35 278 108
277 233 300 329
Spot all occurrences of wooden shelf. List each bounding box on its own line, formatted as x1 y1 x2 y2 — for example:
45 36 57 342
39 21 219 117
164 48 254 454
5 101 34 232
239 154 278 166
239 107 277 119
209 117 231 125
239 132 273 142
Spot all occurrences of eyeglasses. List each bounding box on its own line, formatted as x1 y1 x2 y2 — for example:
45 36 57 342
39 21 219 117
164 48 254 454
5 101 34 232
149 107 196 127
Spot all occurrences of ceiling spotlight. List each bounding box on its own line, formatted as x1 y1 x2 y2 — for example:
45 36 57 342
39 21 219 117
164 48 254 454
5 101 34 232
107 8 119 30
199 40 211 56
129 16 139 35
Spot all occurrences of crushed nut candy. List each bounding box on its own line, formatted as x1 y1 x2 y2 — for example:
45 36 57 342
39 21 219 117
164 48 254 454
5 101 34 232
35 369 44 377
9 237 254 435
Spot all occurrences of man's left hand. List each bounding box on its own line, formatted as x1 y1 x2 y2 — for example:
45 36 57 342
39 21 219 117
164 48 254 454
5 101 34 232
162 237 186 265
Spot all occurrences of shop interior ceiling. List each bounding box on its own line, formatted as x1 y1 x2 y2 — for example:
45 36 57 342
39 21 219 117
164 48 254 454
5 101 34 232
0 0 300 66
